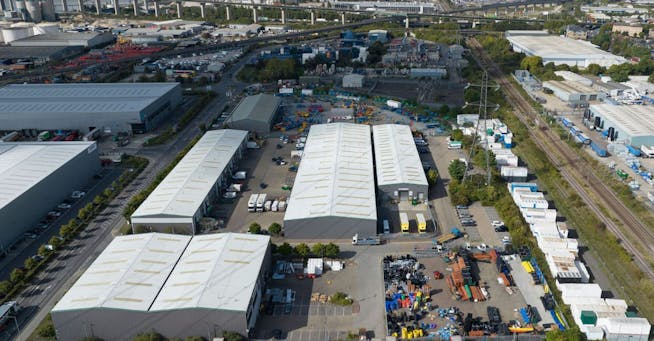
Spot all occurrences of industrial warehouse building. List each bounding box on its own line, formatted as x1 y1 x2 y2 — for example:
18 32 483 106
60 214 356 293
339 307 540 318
226 94 282 134
51 232 271 340
589 104 654 147
130 129 248 234
505 31 626 68
0 83 182 134
284 123 377 239
543 80 606 104
9 31 114 48
372 124 428 202
0 141 99 253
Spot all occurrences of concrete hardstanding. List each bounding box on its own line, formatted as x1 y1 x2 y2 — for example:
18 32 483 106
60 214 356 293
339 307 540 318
0 83 182 134
51 245 271 340
0 144 99 253
283 216 377 240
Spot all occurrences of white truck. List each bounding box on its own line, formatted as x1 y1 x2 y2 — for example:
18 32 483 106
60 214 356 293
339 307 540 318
248 194 259 212
232 171 247 180
264 200 272 212
247 141 260 149
272 200 279 212
256 193 267 212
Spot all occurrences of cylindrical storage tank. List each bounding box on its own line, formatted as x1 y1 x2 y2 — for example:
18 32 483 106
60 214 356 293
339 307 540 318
608 127 615 141
15 0 28 20
40 0 56 21
26 0 43 22
34 22 59 34
594 116 601 128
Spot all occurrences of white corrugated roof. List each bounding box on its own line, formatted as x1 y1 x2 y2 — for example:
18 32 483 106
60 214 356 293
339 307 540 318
131 129 247 220
590 104 654 139
505 31 626 66
0 142 95 211
150 233 269 312
0 83 179 114
284 123 376 222
372 124 428 187
52 233 191 312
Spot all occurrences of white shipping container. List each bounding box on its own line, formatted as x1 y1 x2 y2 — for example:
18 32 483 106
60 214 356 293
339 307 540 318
501 166 528 178
301 89 313 96
495 155 519 167
386 99 402 109
279 87 293 94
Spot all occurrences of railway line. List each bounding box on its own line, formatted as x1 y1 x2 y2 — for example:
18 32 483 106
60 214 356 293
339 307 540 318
467 37 654 280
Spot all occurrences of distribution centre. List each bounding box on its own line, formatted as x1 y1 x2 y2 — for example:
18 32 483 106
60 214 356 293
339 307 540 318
588 104 654 147
0 141 99 254
0 82 182 134
130 129 248 234
51 232 271 340
226 93 282 134
372 124 428 202
283 123 377 239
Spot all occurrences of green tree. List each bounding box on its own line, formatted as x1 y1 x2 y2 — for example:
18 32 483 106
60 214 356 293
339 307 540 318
545 327 584 341
268 223 283 236
0 280 13 296
248 222 262 234
133 331 166 341
222 331 245 341
448 160 467 182
585 63 605 76
277 242 293 256
294 243 310 258
519 56 543 74
24 257 38 270
10 268 25 284
37 323 56 338
311 243 325 257
648 72 654 84
324 243 340 258
103 188 113 199
38 245 52 257
93 195 104 206
366 41 387 66
450 129 464 142
427 168 439 186
60 224 74 239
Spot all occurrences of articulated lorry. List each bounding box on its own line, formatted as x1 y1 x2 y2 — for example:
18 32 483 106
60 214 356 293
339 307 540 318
352 234 381 245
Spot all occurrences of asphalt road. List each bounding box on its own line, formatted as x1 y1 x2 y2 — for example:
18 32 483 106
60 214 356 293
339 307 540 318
3 53 252 341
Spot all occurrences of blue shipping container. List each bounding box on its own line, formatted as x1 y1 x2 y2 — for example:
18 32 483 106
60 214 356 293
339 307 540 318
627 145 642 157
590 142 607 157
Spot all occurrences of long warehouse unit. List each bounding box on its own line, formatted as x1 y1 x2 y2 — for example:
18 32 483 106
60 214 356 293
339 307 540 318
588 104 654 147
130 129 248 234
372 124 428 202
0 83 182 134
51 232 272 340
283 123 377 239
0 141 99 254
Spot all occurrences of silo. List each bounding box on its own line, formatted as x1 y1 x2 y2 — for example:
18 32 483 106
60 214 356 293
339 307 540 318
26 0 42 22
40 0 56 21
15 0 28 20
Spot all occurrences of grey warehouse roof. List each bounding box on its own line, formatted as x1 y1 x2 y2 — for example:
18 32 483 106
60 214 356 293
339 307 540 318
372 124 428 187
284 123 376 222
131 129 247 220
230 93 281 124
0 142 96 212
0 83 180 114
151 233 270 312
53 232 270 313
591 104 654 138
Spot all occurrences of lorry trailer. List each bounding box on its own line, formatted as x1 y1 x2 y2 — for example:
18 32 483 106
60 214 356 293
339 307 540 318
416 213 427 233
248 194 259 212
400 213 409 233
352 234 381 245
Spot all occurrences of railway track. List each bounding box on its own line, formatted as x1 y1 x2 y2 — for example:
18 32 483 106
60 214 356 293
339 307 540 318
467 37 654 280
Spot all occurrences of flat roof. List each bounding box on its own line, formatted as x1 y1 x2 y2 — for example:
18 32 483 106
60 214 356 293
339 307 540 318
284 123 376 222
505 31 626 65
543 80 598 95
131 129 247 220
372 124 428 187
52 233 192 312
0 83 179 114
150 233 269 312
0 142 95 212
590 104 654 138
230 94 281 124
9 31 104 43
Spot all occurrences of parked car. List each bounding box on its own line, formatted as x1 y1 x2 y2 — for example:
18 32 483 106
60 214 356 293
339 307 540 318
494 225 508 232
491 220 504 227
47 211 62 218
23 233 37 239
223 192 238 199
71 191 85 199
57 203 72 210
456 205 467 209
502 236 512 244
37 221 50 229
